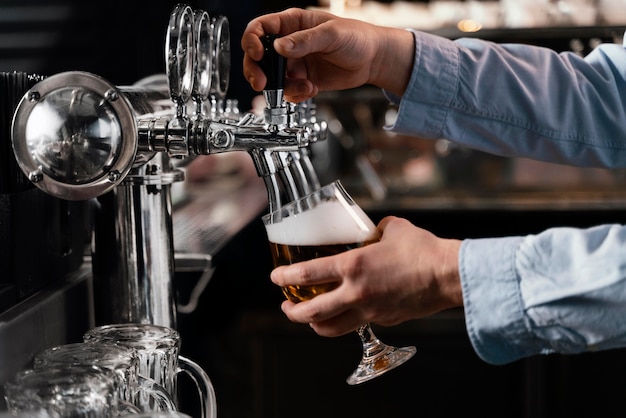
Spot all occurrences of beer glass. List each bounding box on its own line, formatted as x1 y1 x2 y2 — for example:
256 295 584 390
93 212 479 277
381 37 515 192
4 365 120 417
83 323 216 418
262 180 416 385
33 342 176 413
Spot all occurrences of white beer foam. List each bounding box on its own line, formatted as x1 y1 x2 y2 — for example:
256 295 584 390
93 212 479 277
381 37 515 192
265 200 378 246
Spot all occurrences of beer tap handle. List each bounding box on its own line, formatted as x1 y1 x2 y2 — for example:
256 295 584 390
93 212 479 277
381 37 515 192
260 34 286 91
259 34 287 110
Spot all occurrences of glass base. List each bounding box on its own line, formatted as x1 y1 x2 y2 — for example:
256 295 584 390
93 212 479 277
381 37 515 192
346 344 417 385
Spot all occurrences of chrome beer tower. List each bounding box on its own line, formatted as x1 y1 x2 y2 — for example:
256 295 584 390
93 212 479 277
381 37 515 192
9 4 327 328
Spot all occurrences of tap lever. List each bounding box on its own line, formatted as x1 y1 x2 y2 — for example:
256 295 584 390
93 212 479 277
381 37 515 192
260 34 286 92
259 34 289 126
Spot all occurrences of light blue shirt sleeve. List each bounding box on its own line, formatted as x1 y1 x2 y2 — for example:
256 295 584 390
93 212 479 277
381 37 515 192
389 30 626 168
462 226 626 365
386 30 626 364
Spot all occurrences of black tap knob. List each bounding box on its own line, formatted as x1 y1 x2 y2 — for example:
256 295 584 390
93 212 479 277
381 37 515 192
259 34 286 91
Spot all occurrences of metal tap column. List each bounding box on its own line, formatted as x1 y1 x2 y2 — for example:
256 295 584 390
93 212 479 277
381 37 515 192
92 154 183 328
92 3 195 328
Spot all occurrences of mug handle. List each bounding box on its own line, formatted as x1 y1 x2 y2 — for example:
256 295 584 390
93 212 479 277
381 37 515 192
137 375 178 412
176 355 217 418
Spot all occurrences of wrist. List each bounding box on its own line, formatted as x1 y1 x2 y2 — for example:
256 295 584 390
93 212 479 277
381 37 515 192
370 27 415 96
438 238 464 309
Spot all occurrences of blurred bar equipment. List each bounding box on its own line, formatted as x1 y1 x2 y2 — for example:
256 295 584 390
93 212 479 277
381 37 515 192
9 4 327 328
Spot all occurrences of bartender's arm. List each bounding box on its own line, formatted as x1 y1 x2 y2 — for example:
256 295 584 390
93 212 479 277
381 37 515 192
244 8 626 365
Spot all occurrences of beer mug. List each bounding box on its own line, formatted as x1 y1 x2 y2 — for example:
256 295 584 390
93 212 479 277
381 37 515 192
4 365 121 417
262 180 416 385
33 342 176 413
83 323 216 418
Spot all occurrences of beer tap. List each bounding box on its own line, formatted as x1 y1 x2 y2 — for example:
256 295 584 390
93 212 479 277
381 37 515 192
254 34 295 211
252 35 328 211
9 4 326 328
258 35 327 201
8 4 206 327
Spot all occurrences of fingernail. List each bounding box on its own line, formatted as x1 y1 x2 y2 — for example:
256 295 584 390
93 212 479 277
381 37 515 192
277 37 295 51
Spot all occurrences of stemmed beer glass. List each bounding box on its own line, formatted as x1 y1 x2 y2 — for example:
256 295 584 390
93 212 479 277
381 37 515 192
262 180 416 385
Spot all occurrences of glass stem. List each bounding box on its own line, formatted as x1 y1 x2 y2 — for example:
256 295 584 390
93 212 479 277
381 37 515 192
356 324 387 359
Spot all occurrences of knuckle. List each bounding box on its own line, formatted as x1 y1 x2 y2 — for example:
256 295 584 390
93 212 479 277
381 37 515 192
300 303 325 323
293 263 314 285
339 251 374 302
340 250 366 280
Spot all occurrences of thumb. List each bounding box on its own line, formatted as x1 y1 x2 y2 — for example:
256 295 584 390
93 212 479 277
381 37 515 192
274 26 335 58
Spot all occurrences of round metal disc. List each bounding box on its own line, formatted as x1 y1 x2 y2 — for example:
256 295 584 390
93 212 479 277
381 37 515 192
210 15 230 99
193 9 212 103
165 4 195 106
11 71 138 200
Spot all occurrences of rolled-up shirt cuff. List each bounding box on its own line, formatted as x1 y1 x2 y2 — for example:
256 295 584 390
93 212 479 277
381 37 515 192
383 29 459 139
460 236 543 364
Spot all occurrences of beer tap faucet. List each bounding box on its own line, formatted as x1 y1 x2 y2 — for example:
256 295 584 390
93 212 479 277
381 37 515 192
9 4 327 328
259 34 288 130
251 35 327 211
254 34 295 211
258 35 327 201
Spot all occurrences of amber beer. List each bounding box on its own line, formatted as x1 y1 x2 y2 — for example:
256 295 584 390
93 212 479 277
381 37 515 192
264 181 416 385
264 197 380 303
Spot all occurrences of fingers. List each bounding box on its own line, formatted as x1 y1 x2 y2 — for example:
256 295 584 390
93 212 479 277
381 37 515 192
271 251 374 336
377 215 402 233
242 49 318 98
242 53 266 92
240 11 285 57
271 257 334 288
283 79 318 103
271 257 351 326
273 24 335 59
279 297 363 337
241 8 337 96
241 18 272 92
